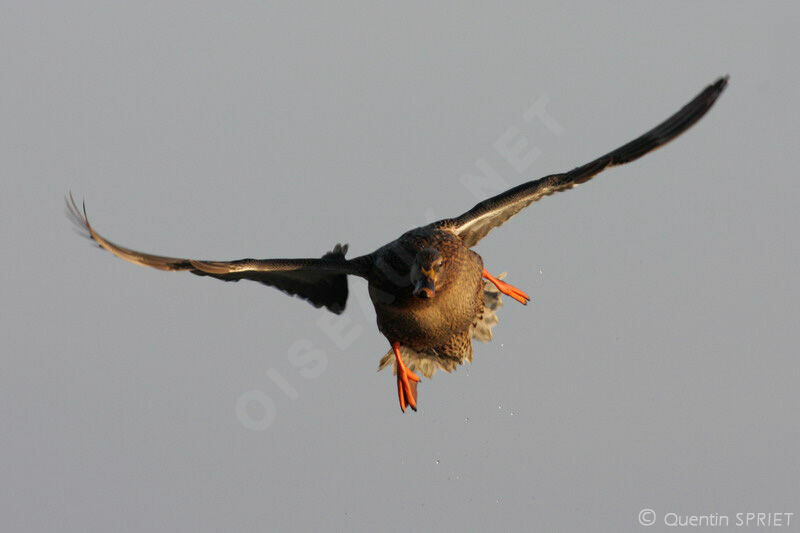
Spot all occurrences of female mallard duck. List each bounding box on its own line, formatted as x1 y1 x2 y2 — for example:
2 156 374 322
68 77 727 412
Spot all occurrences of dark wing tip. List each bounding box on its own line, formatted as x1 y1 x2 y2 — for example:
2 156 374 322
592 75 729 169
65 191 96 243
708 75 729 102
694 76 727 120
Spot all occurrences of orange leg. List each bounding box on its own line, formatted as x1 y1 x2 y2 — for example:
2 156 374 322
482 268 530 305
392 341 420 412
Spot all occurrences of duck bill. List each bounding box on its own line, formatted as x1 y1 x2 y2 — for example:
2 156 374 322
413 277 436 299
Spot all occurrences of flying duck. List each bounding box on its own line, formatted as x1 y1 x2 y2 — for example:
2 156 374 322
68 77 727 412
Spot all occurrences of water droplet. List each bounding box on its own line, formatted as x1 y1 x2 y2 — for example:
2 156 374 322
464 417 470 424
538 268 543 276
435 459 440 465
510 410 516 416
498 404 502 410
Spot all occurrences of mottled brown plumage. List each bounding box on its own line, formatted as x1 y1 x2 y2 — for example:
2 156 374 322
367 228 486 377
67 77 728 412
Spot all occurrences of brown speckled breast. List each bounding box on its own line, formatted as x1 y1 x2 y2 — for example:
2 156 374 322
368 228 484 356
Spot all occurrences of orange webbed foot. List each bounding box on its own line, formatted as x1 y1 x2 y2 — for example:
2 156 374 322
392 342 420 412
482 268 530 305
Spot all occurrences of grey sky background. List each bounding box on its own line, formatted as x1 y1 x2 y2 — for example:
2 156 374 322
2 2 799 532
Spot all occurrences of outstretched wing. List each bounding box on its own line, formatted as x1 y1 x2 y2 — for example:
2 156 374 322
66 194 366 314
440 77 728 247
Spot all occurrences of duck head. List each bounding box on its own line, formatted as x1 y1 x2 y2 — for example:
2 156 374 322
410 248 444 299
